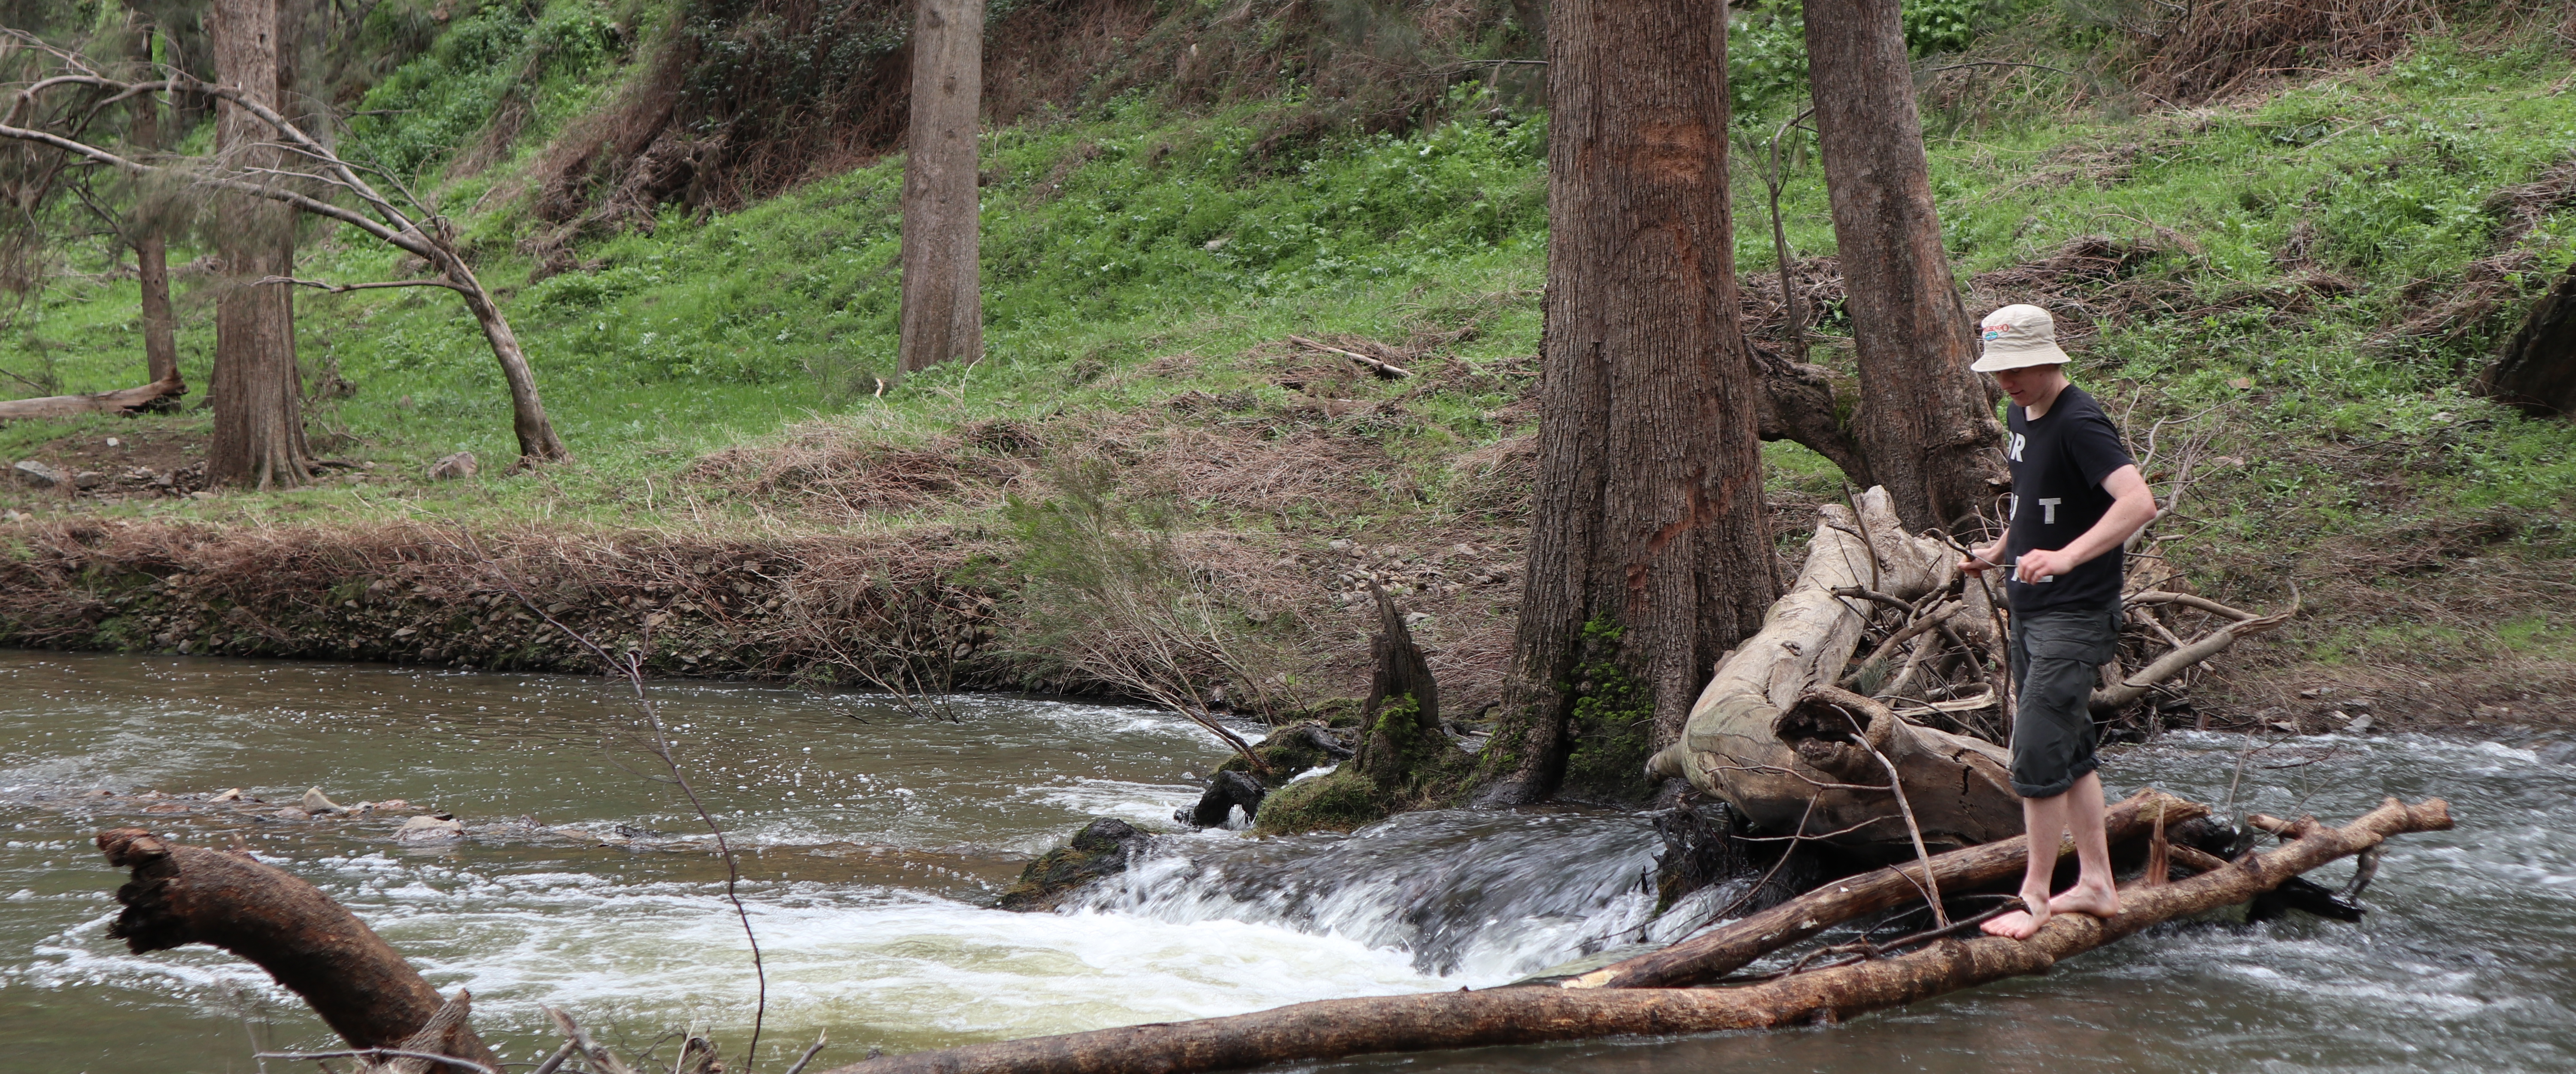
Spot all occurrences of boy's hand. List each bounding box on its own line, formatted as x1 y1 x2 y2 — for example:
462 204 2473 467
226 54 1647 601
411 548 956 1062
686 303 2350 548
1958 544 2005 575
2014 547 2076 583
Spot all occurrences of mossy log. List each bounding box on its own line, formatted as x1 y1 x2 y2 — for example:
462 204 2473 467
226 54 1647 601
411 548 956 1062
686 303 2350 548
1648 487 2023 856
1255 583 1470 834
823 796 2449 1074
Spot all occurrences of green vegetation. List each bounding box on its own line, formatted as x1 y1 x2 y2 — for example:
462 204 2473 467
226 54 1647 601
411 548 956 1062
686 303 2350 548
3 1 2571 715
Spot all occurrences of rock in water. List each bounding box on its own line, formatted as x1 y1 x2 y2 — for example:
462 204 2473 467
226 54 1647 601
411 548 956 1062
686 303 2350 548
1176 770 1269 829
395 815 466 843
424 451 478 481
994 818 1152 911
301 787 343 814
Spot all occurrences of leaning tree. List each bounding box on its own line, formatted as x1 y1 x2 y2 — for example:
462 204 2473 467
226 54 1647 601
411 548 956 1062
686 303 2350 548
0 27 572 471
1805 0 2007 533
1472 0 1780 805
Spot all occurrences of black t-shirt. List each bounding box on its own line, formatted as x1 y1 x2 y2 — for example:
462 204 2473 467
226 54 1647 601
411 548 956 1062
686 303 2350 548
2003 383 2134 613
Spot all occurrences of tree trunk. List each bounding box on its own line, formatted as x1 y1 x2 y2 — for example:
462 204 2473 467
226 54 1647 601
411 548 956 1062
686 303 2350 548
208 0 312 489
823 796 2449 1074
1804 0 2006 533
2478 258 2576 416
447 256 574 464
129 27 181 396
95 828 500 1071
897 0 983 374
1473 0 1778 806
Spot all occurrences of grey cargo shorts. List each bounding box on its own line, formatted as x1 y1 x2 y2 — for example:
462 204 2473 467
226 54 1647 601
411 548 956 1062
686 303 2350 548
2008 602 2122 798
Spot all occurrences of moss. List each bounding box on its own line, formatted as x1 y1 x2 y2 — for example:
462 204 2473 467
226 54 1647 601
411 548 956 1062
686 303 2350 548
992 818 1150 911
1216 718 1336 788
1249 768 1391 835
1558 616 1659 803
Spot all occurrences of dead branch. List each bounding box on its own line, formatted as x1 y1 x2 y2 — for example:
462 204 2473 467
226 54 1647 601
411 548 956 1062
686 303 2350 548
93 828 500 1071
0 371 185 420
1287 335 1411 378
255 274 461 294
2091 591 2298 713
1567 788 2202 990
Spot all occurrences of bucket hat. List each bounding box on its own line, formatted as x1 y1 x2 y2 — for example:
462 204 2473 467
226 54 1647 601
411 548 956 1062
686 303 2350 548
1970 304 2072 372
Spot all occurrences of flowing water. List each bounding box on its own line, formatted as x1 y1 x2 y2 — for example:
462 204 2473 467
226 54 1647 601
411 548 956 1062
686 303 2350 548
1 651 2570 1073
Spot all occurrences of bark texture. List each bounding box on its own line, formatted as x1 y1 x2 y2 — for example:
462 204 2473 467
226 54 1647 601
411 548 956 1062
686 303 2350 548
2478 258 2576 417
823 797 2448 1074
95 828 499 1071
898 0 984 373
208 0 313 489
1805 0 2006 532
1475 0 1777 805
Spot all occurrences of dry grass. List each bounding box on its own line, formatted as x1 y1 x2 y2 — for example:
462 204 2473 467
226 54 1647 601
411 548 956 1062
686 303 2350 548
2138 0 2447 103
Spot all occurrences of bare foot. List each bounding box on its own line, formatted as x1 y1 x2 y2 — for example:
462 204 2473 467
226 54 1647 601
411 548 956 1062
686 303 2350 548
1981 891 2051 939
2047 879 2121 920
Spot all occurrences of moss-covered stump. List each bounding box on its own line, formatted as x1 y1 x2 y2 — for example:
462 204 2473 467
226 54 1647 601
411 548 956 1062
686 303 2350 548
1216 719 1352 787
993 818 1152 911
1255 691 1471 834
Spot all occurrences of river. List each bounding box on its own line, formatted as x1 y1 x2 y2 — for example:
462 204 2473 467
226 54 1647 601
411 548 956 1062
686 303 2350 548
2 651 2570 1072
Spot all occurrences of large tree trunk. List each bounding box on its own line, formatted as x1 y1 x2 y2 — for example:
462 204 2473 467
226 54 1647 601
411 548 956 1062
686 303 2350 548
824 797 2450 1074
2477 258 2576 417
1805 0 2006 533
130 26 181 396
1471 0 1779 806
897 0 983 374
208 0 313 489
95 828 500 1071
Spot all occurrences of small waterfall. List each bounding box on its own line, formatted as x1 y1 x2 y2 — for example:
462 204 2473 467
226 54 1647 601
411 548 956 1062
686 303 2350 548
1066 809 1704 982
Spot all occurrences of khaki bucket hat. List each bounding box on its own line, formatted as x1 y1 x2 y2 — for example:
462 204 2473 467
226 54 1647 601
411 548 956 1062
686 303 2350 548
1971 304 2072 372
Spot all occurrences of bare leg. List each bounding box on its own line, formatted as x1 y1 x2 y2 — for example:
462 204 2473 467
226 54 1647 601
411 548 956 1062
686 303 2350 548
2045 770 2121 919
1983 788 2068 939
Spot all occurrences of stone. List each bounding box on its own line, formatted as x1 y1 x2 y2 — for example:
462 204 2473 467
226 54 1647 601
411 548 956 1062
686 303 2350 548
2343 713 2375 735
425 451 479 481
11 460 66 488
395 814 466 843
301 787 343 814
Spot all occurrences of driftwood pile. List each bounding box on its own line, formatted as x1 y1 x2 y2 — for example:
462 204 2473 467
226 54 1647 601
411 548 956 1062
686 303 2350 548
1650 487 2290 858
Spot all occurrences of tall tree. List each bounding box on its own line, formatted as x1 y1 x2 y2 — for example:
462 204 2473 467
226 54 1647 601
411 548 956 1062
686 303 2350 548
207 0 312 488
129 21 179 395
1473 0 1778 805
897 0 982 374
1805 0 2006 533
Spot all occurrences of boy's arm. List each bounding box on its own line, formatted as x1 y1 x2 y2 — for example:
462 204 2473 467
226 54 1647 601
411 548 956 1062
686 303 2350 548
2011 465 2157 583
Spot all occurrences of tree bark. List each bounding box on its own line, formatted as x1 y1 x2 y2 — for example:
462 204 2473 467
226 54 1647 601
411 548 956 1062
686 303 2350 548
129 26 181 396
1804 0 2006 533
897 0 983 374
1355 581 1445 788
1473 0 1778 806
2478 258 2576 417
208 0 313 489
822 797 2448 1074
94 828 500 1071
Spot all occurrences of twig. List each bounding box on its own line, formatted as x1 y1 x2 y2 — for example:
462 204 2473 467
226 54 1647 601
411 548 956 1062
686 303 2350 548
253 1052 495 1074
254 274 460 294
527 1042 577 1074
1839 707 1948 928
1287 335 1410 378
457 537 767 1071
779 1031 831 1074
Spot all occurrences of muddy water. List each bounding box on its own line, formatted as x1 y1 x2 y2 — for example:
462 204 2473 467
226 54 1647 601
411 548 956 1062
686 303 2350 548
3 651 2571 1073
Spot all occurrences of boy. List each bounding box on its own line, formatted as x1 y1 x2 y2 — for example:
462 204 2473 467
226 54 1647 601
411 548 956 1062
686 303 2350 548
1958 304 2160 940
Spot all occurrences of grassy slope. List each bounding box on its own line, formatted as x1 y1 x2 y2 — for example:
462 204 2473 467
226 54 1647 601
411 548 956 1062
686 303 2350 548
3 2 2571 721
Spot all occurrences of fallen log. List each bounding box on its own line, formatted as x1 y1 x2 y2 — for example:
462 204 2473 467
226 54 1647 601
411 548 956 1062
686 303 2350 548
823 797 2448 1074
1646 487 2024 855
0 372 186 420
1565 787 2203 990
95 828 498 1071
